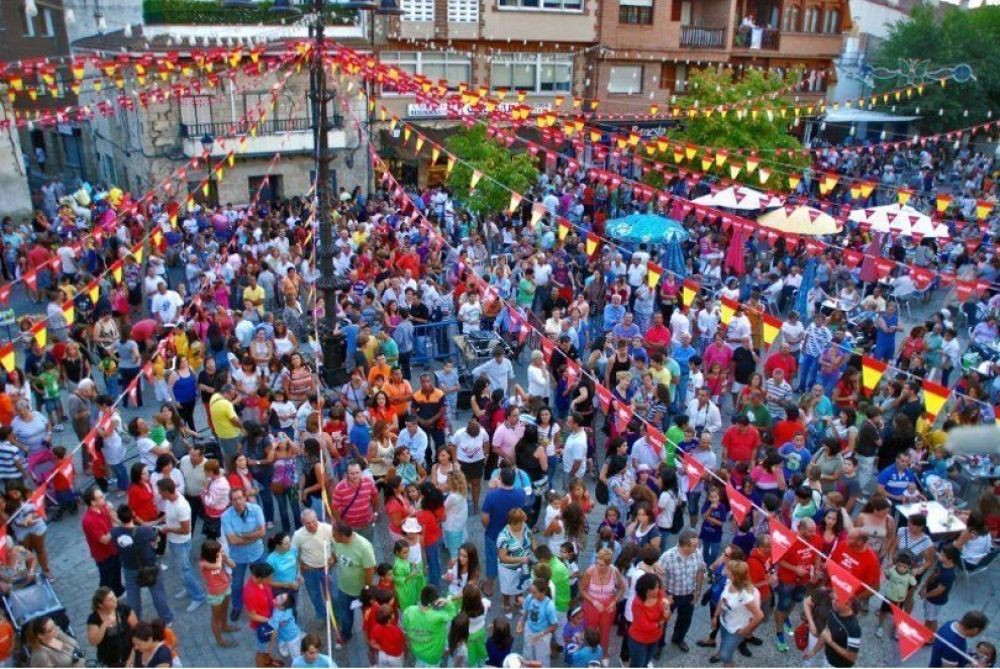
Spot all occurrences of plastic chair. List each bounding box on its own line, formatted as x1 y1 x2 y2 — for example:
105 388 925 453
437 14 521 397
958 550 998 606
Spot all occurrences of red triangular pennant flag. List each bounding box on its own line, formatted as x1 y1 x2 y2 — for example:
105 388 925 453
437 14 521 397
827 560 862 604
770 521 797 564
725 481 752 526
613 401 633 433
891 604 934 661
594 383 613 414
540 337 555 365
28 484 48 519
682 451 706 490
955 280 975 302
646 427 665 458
0 284 9 306
842 249 863 269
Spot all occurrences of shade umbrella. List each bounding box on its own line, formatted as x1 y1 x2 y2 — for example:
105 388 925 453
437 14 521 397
794 257 817 317
848 203 949 238
605 213 688 244
725 226 747 276
758 205 842 236
858 233 884 284
663 237 687 278
692 185 784 211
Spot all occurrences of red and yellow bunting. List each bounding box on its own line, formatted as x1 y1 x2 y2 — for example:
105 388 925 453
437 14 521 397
861 356 888 395
922 380 950 419
0 343 14 373
646 262 663 289
762 313 782 347
681 279 699 308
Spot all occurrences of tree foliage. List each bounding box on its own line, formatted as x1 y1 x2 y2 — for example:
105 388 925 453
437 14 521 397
446 125 539 216
642 67 808 189
873 4 1000 133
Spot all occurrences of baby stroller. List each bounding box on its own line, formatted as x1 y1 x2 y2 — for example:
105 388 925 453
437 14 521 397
26 450 60 514
2 577 73 665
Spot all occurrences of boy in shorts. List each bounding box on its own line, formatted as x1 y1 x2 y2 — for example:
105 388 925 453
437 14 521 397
920 545 959 635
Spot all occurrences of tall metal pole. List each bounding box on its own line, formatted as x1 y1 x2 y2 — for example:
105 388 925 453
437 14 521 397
312 0 341 386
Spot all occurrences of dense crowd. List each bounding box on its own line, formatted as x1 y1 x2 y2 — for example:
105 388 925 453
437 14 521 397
0 127 997 669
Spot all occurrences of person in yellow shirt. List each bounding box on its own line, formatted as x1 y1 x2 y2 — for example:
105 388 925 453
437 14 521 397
242 274 266 322
209 384 243 462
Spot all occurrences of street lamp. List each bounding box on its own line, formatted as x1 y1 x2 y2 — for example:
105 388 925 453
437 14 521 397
201 133 214 206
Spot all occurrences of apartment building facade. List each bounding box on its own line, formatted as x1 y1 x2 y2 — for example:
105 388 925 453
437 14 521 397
72 24 366 207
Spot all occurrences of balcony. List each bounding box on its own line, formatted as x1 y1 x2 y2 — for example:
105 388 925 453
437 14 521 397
732 25 779 50
680 25 726 49
179 116 346 158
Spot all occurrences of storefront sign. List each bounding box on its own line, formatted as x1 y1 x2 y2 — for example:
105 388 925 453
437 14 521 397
406 101 553 118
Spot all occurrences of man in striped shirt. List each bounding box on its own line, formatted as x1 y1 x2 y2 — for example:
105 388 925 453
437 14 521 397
330 460 379 545
797 313 832 392
764 368 794 419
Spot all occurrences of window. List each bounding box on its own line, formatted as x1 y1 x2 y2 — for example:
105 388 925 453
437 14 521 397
804 6 820 31
402 0 434 21
62 131 83 168
491 54 573 93
659 62 688 92
498 0 582 11
381 52 472 91
823 8 840 32
180 95 214 132
21 8 34 36
619 0 653 24
41 9 54 37
448 0 479 22
783 5 800 31
607 65 643 95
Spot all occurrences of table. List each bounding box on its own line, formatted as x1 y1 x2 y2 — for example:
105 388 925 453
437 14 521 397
897 501 966 536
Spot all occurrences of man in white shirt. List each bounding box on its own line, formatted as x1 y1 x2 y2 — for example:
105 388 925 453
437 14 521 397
56 243 78 280
686 387 722 435
726 308 752 348
670 306 692 342
780 311 806 354
150 282 183 324
451 418 490 511
156 478 206 611
458 292 483 334
292 509 335 620
472 348 515 394
561 414 588 484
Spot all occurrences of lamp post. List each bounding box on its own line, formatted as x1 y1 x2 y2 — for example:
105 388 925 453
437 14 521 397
200 132 214 207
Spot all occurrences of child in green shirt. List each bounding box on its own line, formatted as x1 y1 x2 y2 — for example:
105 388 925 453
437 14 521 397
39 360 66 430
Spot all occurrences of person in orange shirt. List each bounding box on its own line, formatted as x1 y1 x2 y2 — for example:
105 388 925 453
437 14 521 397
367 354 392 389
384 368 413 417
0 391 13 427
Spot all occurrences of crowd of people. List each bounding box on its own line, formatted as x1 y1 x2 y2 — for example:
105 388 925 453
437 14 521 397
0 122 997 669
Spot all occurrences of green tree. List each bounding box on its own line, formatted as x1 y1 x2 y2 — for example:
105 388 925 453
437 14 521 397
446 125 539 216
643 67 808 189
873 4 1000 133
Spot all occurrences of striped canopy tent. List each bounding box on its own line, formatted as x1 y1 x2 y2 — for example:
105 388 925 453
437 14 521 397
692 185 784 211
757 205 843 236
847 203 950 238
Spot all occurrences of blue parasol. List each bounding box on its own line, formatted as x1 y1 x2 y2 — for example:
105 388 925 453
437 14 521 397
605 213 689 245
795 257 818 317
663 237 687 278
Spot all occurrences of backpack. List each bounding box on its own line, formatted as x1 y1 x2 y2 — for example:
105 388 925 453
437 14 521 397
670 495 687 534
595 480 609 506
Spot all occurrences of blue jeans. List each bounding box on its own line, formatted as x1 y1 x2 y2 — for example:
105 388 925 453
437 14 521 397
333 587 358 642
169 539 206 602
301 567 331 621
628 637 658 668
484 533 499 579
123 567 174 623
798 353 820 391
110 463 129 492
425 538 442 588
702 541 721 567
103 372 119 400
274 490 301 534
231 554 265 613
253 475 274 524
218 437 242 463
719 627 743 663
675 374 690 413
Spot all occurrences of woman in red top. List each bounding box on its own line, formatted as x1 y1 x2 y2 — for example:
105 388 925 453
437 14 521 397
383 475 414 544
127 463 159 525
416 482 447 589
226 454 258 506
627 572 672 668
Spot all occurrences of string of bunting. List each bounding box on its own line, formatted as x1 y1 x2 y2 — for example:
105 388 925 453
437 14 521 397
371 106 993 422
0 55 306 315
369 144 977 666
326 44 946 123
369 97 997 305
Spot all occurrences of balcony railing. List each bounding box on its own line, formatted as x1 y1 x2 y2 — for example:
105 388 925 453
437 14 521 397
680 25 726 48
179 116 341 140
732 25 779 49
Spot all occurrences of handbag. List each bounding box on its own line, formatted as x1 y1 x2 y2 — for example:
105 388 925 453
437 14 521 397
793 620 810 651
133 529 159 588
